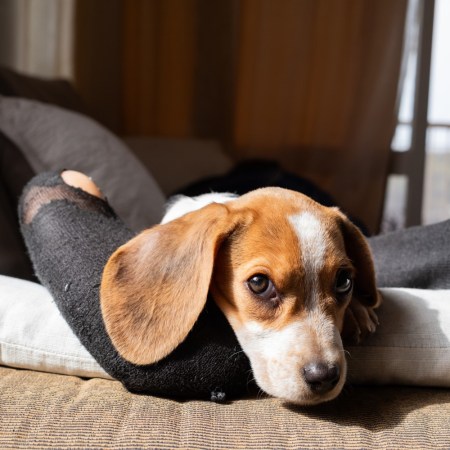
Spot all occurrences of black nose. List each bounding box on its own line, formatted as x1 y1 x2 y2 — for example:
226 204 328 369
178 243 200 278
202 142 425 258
302 362 340 393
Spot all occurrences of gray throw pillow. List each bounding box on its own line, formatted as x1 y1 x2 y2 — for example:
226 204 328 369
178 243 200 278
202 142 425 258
0 95 165 231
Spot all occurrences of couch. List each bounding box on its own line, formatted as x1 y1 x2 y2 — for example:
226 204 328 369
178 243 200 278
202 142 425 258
0 67 449 449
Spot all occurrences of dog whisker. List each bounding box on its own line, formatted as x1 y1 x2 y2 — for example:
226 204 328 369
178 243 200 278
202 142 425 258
256 388 267 400
229 349 245 359
245 369 259 390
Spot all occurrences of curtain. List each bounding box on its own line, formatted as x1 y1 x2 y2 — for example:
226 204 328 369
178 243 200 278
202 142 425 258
120 0 237 141
73 0 123 132
0 0 74 79
113 0 407 233
233 0 408 232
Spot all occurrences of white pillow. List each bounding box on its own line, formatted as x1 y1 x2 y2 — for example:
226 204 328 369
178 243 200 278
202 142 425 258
0 275 111 379
0 95 166 231
1 275 449 387
347 288 450 387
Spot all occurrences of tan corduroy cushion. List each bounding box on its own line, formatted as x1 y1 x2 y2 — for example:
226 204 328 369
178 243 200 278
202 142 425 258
1 367 450 449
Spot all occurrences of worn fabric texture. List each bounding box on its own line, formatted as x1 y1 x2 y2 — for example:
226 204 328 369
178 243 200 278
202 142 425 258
19 171 251 400
1 366 450 449
370 220 450 289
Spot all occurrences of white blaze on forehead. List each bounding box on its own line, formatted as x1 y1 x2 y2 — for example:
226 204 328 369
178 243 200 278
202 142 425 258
289 212 326 298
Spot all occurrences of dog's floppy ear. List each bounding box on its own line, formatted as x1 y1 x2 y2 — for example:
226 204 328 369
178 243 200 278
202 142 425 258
100 202 242 365
337 212 381 308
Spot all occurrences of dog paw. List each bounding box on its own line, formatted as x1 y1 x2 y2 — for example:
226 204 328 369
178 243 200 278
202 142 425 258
342 298 380 345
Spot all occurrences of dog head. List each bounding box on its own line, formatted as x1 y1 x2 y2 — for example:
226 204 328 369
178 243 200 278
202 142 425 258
100 187 380 404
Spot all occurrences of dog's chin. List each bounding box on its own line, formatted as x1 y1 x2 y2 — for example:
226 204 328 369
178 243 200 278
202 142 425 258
282 386 343 406
254 372 346 406
261 385 343 406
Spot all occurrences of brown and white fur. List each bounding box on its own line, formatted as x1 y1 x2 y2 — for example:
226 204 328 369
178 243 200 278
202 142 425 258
100 187 381 405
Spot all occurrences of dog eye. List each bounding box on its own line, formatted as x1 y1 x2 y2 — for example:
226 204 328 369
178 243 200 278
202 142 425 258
247 274 277 301
335 269 353 296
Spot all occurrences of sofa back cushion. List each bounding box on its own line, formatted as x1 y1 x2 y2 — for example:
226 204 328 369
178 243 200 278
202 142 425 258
0 131 35 279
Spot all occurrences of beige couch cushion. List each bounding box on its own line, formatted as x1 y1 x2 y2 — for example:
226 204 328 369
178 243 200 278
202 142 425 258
1 366 449 449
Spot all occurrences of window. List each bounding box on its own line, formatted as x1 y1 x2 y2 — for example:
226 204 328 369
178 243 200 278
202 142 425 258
383 0 450 231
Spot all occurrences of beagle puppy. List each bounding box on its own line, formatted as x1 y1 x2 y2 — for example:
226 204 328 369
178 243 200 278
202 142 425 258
100 187 381 405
